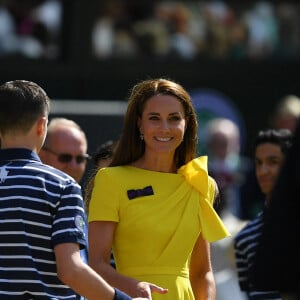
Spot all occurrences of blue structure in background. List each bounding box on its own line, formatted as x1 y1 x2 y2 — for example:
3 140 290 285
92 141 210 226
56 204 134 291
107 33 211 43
190 88 246 155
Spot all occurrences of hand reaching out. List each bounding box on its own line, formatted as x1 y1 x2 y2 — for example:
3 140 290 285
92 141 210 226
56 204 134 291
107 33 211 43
135 281 168 300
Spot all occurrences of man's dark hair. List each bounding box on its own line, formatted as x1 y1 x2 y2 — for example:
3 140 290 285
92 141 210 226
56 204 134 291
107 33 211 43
0 80 50 135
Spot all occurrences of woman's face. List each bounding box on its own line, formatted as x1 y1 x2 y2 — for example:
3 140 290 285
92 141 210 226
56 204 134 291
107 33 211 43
138 94 187 156
255 142 284 198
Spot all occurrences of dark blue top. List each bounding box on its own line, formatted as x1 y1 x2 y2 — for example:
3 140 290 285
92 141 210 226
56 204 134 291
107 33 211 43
234 209 282 300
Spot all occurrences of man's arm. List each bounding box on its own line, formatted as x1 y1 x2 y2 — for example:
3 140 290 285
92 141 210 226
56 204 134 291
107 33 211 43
54 243 143 300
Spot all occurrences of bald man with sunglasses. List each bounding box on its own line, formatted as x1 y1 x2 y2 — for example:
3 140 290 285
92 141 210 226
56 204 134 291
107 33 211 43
40 118 90 183
39 118 91 299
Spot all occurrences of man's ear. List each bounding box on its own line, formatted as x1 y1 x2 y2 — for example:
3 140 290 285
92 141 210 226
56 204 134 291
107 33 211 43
36 116 48 137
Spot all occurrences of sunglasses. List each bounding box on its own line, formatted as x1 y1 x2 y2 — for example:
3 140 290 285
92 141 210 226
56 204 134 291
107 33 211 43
42 147 91 164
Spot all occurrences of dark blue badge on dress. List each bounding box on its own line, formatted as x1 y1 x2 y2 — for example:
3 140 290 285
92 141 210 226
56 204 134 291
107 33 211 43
127 185 154 200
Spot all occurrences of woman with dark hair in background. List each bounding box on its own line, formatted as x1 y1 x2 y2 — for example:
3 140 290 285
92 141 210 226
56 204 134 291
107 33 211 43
251 119 300 300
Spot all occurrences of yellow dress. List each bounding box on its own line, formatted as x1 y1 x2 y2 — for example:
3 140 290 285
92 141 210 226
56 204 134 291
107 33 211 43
89 156 230 300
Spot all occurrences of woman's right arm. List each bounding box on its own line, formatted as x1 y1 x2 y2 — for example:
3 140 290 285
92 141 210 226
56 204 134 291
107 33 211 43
88 221 168 299
88 221 138 294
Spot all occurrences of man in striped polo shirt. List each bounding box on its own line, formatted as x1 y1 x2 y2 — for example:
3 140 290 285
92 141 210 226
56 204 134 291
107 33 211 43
0 80 151 300
234 129 293 300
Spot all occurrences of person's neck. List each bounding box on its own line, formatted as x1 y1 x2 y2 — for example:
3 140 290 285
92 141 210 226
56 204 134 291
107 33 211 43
264 193 272 207
1 137 38 153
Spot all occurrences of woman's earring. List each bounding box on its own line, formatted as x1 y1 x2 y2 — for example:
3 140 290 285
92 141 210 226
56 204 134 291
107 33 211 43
140 132 144 140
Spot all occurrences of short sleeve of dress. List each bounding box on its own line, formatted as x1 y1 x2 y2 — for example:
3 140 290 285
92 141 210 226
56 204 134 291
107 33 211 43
52 180 87 248
178 157 231 242
88 168 120 223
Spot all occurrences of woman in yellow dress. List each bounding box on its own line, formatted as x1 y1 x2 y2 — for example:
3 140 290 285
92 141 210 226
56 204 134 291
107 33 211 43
88 78 230 300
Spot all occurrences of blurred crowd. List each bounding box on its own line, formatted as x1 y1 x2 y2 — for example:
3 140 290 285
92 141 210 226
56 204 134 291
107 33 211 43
1 0 300 61
0 0 62 59
92 0 300 61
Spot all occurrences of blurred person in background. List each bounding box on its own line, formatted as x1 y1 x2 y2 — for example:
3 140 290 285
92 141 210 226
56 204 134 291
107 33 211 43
84 139 117 214
92 140 117 169
236 94 299 221
234 128 293 300
205 118 251 217
84 140 117 269
39 117 90 184
270 94 300 133
39 117 90 300
251 119 300 300
205 118 248 300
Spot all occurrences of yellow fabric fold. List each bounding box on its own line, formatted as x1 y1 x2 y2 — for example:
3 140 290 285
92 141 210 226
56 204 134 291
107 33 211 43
178 156 231 242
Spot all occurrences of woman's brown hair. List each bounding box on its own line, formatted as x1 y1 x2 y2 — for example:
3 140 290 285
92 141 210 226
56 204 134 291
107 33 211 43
110 78 198 169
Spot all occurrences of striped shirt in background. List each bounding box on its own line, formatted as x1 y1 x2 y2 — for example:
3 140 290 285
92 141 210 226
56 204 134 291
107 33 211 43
234 210 282 300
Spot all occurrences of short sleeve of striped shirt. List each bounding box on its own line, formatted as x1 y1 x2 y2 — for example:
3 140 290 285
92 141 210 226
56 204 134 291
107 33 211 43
52 180 87 248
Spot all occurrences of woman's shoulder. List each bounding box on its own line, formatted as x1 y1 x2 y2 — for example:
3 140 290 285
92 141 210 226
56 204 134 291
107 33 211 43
98 165 180 185
97 165 156 178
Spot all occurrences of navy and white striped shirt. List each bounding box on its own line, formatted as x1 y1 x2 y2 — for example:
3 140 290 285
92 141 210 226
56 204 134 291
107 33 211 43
234 210 282 300
0 148 87 299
